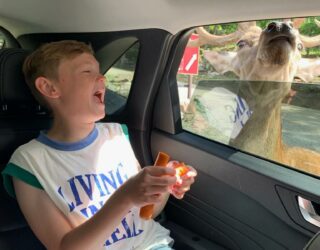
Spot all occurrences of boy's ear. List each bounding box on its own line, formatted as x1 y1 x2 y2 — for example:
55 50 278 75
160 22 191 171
34 77 60 99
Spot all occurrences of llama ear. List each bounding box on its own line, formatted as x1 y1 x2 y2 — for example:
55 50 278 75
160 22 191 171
34 77 61 99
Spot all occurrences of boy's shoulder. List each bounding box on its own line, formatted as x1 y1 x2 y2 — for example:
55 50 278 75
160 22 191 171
11 138 44 160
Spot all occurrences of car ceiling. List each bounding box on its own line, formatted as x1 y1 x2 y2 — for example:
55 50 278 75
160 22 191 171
0 0 319 37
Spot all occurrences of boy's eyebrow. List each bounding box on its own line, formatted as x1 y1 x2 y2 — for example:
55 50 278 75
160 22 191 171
79 61 100 68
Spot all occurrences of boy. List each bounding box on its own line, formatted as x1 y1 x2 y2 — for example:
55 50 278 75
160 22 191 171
2 40 196 250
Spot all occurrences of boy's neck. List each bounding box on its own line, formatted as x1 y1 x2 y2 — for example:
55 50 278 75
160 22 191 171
47 117 96 143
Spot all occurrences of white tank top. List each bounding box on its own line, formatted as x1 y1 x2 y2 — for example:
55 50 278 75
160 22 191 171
2 123 172 250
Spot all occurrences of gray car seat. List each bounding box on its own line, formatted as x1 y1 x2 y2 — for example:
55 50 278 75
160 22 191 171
0 48 48 250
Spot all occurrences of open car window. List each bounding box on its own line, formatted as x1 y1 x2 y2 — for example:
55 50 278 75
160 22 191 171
177 17 320 177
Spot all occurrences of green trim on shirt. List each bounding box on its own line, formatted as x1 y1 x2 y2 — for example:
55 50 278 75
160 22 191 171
121 124 129 140
2 162 43 198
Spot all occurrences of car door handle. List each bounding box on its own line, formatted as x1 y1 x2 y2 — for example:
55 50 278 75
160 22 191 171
298 196 320 227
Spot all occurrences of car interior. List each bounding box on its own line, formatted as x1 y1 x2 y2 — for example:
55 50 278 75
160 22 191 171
1 0 320 250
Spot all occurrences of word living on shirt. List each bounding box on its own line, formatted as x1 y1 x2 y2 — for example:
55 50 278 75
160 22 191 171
57 162 129 214
57 162 144 246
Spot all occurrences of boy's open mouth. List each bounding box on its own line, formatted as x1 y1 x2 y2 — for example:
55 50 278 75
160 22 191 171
94 90 105 104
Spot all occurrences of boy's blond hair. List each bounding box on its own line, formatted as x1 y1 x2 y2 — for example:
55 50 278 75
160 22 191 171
23 40 94 109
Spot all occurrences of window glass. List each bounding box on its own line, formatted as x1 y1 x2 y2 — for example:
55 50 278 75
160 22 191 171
104 42 139 114
177 17 320 176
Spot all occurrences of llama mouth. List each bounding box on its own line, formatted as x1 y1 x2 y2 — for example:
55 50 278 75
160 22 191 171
268 35 293 46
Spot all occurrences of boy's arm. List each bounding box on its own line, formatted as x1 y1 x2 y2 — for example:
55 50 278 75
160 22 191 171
13 165 176 250
13 177 131 250
152 192 170 219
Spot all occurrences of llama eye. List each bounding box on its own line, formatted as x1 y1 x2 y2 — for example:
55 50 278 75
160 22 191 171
236 40 248 49
297 43 303 51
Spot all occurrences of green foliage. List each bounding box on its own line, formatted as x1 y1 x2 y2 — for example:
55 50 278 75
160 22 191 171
299 17 320 36
204 23 237 35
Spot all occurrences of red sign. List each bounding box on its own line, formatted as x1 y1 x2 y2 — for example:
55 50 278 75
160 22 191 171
178 34 199 75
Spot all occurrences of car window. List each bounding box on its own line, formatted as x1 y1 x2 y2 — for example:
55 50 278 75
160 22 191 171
104 42 139 114
177 17 320 176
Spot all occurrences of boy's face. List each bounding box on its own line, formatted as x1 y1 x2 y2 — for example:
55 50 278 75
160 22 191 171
52 52 106 123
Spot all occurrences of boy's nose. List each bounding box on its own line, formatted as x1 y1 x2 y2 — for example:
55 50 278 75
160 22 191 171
97 74 106 82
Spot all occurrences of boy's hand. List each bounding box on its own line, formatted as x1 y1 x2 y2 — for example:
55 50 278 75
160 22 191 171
167 161 197 199
122 166 177 207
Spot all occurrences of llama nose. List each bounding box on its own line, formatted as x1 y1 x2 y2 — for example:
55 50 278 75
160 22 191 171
266 22 292 33
281 22 292 32
97 74 106 82
266 22 278 32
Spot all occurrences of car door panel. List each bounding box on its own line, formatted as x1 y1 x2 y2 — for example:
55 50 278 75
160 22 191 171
149 26 320 249
151 130 316 249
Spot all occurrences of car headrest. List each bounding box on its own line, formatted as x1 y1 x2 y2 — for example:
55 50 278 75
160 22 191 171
0 48 38 105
